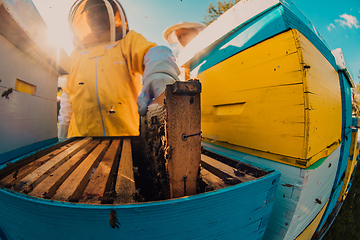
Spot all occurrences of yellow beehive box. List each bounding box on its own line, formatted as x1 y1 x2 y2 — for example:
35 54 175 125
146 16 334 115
199 29 342 168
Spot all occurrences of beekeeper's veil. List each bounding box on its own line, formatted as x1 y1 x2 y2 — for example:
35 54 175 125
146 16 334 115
69 0 128 49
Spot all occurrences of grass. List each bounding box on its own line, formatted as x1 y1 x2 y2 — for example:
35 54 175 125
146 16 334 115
323 165 360 240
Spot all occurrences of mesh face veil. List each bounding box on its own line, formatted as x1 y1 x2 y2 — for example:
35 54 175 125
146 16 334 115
69 0 129 49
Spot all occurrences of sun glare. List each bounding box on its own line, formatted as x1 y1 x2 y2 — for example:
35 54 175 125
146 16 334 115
47 28 63 48
34 0 75 55
46 27 74 55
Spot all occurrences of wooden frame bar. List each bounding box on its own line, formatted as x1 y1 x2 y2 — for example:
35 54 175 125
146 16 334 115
165 80 202 198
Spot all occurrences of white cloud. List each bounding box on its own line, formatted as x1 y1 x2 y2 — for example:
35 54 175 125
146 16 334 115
335 13 360 29
327 23 336 31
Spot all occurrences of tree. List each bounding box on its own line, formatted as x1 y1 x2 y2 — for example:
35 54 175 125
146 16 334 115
203 0 240 26
353 82 360 117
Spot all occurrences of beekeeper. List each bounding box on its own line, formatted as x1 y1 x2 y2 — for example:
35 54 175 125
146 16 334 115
163 21 204 80
163 21 205 52
58 0 180 140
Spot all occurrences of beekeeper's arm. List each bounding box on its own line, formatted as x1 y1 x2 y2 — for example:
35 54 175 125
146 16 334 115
58 75 72 141
137 46 180 115
120 31 180 116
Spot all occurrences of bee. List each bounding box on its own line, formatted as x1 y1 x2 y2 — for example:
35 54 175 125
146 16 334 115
13 169 18 179
234 169 245 177
110 210 120 229
1 88 13 99
223 177 242 185
108 105 116 114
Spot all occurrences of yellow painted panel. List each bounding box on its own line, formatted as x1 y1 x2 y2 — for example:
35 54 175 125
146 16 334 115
214 102 246 115
15 78 36 95
198 29 341 168
202 84 306 158
295 201 328 240
339 130 359 201
297 32 342 159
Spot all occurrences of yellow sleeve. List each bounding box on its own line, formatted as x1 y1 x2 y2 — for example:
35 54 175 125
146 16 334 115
120 30 157 75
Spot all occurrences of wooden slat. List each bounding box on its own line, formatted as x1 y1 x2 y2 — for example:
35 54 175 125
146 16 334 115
53 140 110 202
12 137 92 193
200 167 227 191
0 137 76 181
0 140 77 188
114 139 136 204
201 154 256 183
166 80 202 198
29 140 101 198
81 139 122 204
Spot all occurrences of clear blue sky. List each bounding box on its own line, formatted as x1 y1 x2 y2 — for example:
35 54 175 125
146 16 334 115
35 0 360 83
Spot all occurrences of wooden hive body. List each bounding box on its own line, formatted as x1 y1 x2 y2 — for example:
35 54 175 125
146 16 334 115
199 29 341 168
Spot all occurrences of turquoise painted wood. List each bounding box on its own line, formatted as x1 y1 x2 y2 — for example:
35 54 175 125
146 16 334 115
185 1 336 75
202 142 341 240
315 70 355 232
179 0 355 238
0 167 280 240
0 138 57 165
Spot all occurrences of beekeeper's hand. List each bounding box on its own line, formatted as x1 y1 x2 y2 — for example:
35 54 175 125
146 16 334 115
137 73 176 116
58 124 69 141
137 46 180 116
57 81 72 141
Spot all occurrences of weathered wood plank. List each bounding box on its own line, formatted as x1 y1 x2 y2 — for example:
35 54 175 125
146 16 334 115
201 154 256 183
0 137 76 181
114 139 136 204
81 139 122 204
12 137 92 193
0 140 77 188
166 80 201 198
53 140 110 202
200 167 227 191
29 140 101 198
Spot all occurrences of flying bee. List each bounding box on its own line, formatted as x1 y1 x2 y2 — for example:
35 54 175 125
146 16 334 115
1 88 13 99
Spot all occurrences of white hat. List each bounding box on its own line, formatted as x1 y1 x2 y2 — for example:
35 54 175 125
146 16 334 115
163 21 205 44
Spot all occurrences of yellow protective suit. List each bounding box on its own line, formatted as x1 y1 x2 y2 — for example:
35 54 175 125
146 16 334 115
64 30 156 137
58 0 178 140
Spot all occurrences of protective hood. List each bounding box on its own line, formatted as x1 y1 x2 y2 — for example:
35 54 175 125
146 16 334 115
69 0 129 49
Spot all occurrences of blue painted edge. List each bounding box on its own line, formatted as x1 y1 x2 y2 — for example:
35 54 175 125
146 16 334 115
316 71 354 230
0 137 58 166
192 3 336 75
0 167 280 210
314 166 359 239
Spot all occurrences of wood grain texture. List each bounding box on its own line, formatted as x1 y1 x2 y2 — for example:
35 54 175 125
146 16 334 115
12 138 92 193
165 80 201 198
0 140 77 188
29 140 101 198
200 168 227 190
201 154 256 183
114 139 135 204
82 139 121 203
198 29 341 168
0 137 76 181
53 140 110 201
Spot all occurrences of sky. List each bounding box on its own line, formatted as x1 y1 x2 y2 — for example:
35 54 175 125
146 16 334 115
33 0 360 83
